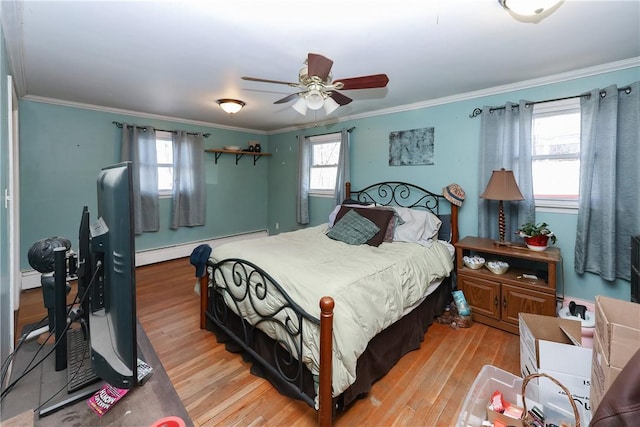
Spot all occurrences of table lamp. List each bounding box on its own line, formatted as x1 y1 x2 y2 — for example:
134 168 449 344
480 168 524 245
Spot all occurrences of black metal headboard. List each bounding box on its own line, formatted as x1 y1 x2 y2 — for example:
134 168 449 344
346 181 445 215
345 181 459 244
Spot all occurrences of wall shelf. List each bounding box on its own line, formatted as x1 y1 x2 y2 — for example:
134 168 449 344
205 149 271 165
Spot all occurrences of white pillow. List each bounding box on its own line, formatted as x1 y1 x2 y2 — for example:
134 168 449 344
328 204 342 227
392 206 442 242
422 210 443 240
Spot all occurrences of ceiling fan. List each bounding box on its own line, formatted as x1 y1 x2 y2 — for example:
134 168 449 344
242 53 389 115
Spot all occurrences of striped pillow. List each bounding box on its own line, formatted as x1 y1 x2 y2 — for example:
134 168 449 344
326 210 380 245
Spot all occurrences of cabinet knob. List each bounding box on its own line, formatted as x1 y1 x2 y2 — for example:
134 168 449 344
503 297 507 308
494 297 498 307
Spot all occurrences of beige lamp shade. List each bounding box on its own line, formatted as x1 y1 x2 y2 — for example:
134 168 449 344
480 168 524 244
480 169 524 201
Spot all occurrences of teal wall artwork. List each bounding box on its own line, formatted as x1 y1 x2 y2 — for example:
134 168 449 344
389 127 435 166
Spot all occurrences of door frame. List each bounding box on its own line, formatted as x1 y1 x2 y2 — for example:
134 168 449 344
8 75 20 343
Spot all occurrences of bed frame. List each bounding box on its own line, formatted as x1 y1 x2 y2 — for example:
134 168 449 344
198 181 459 426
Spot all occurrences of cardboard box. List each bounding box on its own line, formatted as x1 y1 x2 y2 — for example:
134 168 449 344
519 313 592 424
590 329 624 412
594 295 640 369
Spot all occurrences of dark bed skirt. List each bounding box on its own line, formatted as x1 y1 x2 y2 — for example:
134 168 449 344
205 276 451 412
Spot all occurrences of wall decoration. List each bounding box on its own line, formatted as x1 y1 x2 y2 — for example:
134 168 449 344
388 127 434 166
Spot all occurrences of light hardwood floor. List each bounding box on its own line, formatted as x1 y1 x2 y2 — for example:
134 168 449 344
16 258 521 426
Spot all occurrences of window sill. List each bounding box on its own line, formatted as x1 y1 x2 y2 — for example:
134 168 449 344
535 199 578 214
309 191 335 199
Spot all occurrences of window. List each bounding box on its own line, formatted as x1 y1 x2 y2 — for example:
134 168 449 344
156 131 173 196
309 133 341 196
531 98 581 210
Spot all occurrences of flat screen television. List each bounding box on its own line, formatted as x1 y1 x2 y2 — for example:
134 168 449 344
88 161 138 388
35 161 138 417
76 206 93 330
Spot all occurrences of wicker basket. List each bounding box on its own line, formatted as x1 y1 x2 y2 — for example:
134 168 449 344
521 373 581 427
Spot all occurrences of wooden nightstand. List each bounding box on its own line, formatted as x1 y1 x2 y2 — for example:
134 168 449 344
454 236 561 335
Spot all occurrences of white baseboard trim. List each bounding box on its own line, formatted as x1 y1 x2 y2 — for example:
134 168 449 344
21 270 43 291
21 230 268 290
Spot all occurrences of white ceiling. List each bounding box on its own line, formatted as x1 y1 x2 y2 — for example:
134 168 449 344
2 0 639 133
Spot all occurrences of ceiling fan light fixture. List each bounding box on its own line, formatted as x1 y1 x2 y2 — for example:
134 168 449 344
499 0 561 16
292 96 308 115
305 90 325 110
216 98 245 115
323 96 340 115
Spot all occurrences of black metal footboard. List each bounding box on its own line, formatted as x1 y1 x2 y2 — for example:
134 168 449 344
204 258 320 408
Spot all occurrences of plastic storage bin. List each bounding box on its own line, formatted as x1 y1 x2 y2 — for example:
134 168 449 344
457 365 524 427
457 365 578 427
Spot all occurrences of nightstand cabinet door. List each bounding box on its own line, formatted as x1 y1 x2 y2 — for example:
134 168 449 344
458 273 500 319
501 284 556 325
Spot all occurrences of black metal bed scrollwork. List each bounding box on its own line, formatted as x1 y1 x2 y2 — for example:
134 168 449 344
206 258 319 408
348 181 444 213
199 181 460 426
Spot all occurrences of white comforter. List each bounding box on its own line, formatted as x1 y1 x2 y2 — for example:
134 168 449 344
211 224 454 396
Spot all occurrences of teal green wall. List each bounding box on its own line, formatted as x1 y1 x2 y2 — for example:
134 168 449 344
267 66 640 303
1 19 12 375
18 66 639 306
19 100 267 269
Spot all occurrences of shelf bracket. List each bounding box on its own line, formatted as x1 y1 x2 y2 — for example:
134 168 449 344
252 154 263 165
235 153 245 165
214 152 223 164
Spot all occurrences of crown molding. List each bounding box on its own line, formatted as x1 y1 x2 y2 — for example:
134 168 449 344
19 57 639 137
20 95 269 135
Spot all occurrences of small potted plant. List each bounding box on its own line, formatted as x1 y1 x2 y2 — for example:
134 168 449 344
516 222 557 251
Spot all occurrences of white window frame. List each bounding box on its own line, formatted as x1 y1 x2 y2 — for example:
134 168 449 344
156 131 173 198
308 133 341 198
531 98 581 213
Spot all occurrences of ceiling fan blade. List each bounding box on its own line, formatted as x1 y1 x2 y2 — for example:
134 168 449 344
307 53 333 81
328 90 353 106
274 93 301 104
334 74 389 90
242 76 300 87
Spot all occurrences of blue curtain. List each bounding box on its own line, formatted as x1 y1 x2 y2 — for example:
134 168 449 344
170 131 206 229
478 101 535 240
575 82 640 281
120 124 159 234
296 135 310 225
333 128 351 206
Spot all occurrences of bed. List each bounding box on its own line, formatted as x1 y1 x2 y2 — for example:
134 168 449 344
198 181 460 426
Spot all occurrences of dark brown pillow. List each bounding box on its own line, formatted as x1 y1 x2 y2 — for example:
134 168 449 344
334 206 394 247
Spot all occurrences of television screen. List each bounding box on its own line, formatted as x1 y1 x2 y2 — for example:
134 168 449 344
89 161 137 388
76 206 93 322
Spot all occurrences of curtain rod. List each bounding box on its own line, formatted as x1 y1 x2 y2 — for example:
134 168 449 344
112 121 211 138
307 127 356 138
468 85 633 118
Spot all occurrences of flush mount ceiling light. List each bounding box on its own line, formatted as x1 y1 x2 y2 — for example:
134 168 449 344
498 0 563 22
216 98 245 115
